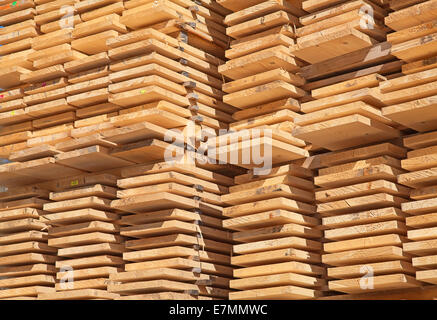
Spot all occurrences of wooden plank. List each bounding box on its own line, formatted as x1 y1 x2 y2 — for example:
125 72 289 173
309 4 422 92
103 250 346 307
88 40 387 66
0 286 54 299
329 274 420 294
385 0 437 31
234 260 325 278
325 234 408 254
56 266 121 281
402 198 437 215
44 196 112 213
222 184 314 205
301 42 394 81
294 115 400 151
58 243 123 258
0 253 57 266
50 184 117 201
398 167 437 188
117 183 221 206
49 221 119 238
120 220 232 243
120 162 234 186
49 233 122 249
224 210 319 232
123 246 229 265
54 145 133 172
233 223 322 243
118 171 228 195
318 193 407 216
224 0 304 26
230 272 325 291
107 279 228 298
292 25 378 64
316 180 409 203
223 197 316 218
0 264 56 278
11 157 83 181
41 209 119 225
382 95 437 132
218 46 301 80
322 246 410 267
315 164 403 188
38 289 118 300
328 260 415 278
324 220 407 241
110 268 229 287
124 257 234 277
232 248 320 267
404 131 437 150
229 285 320 300
125 233 231 254
119 208 223 229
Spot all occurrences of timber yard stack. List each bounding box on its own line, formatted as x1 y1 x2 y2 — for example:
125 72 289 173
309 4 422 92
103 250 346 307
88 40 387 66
315 142 419 294
292 0 419 298
0 0 37 91
381 0 437 290
108 161 234 300
291 0 412 298
37 174 122 300
399 132 437 287
0 186 56 300
0 0 237 300
4 0 437 301
292 0 390 65
218 0 309 160
293 0 402 150
382 0 437 132
222 164 325 300
101 0 237 300
217 0 327 300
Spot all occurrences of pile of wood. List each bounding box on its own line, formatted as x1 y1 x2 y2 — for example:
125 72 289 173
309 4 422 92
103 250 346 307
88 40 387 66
382 0 437 132
292 0 389 64
38 173 122 300
0 186 56 300
294 74 401 152
217 0 310 167
400 132 437 286
387 0 437 73
381 59 437 133
4 0 437 301
99 0 235 300
108 162 233 300
216 0 327 300
222 164 324 300
315 142 420 294
0 0 237 300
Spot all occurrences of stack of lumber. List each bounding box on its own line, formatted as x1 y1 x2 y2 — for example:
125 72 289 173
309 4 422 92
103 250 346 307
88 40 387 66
0 0 235 177
0 0 37 89
291 0 389 64
108 162 234 300
217 0 310 166
386 0 437 73
222 164 325 300
37 173 122 300
0 0 236 300
0 186 56 300
317 142 421 294
292 0 406 153
380 60 437 133
293 72 402 151
78 0 236 300
381 0 437 132
399 132 437 286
